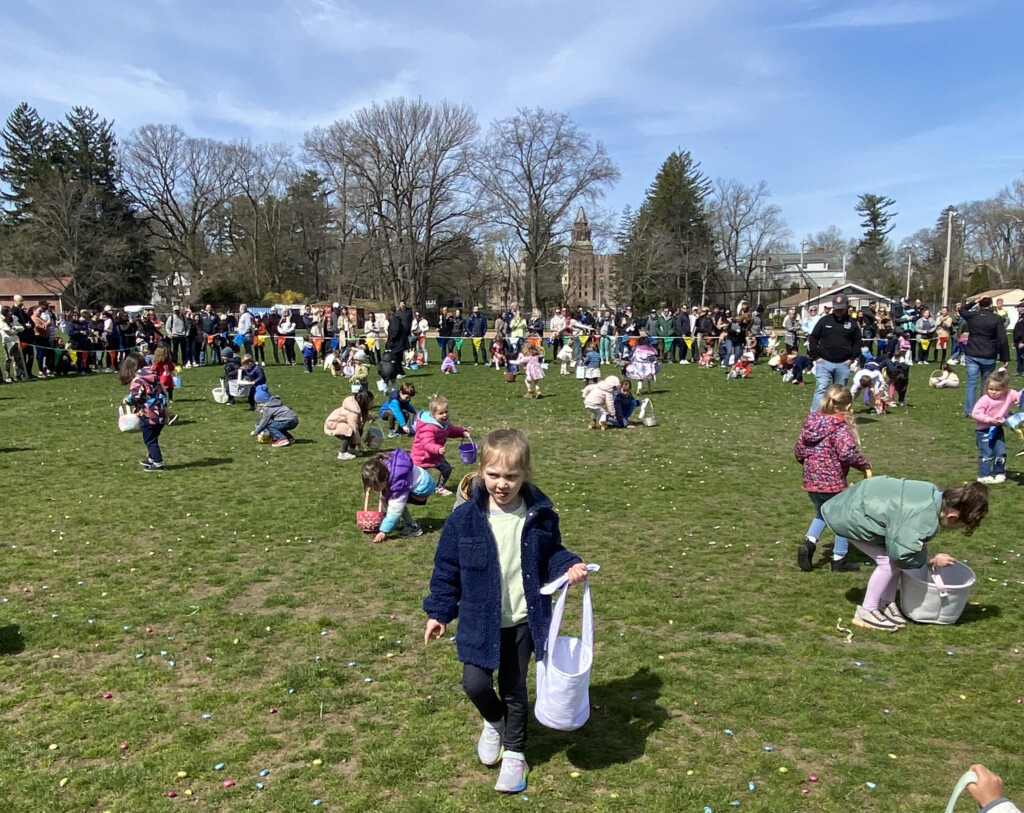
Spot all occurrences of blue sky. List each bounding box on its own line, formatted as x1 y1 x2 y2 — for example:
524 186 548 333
2 0 1022 249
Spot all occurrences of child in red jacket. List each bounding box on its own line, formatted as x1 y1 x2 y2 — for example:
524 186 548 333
794 384 871 572
150 345 178 425
411 394 468 496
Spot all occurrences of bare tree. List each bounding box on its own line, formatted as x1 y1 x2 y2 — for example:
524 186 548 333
802 224 847 255
474 107 620 311
228 141 293 296
307 98 479 308
4 173 132 308
708 178 791 301
121 124 240 301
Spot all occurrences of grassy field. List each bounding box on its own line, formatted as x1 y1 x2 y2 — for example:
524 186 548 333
0 357 1022 812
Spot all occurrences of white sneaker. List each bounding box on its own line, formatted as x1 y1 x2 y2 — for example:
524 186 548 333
852 605 899 632
477 719 504 766
993 473 1007 484
881 601 907 627
495 750 528 793
977 475 998 484
337 452 356 460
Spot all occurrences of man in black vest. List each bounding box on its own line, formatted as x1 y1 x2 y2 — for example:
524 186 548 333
809 293 862 411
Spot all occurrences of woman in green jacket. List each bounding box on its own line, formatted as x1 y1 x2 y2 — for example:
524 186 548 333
820 476 989 632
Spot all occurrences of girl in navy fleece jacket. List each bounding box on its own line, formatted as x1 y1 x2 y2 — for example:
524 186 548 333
424 429 587 794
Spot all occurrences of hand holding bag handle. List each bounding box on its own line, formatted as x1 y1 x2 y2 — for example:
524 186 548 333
535 564 599 731
540 563 600 596
945 769 978 813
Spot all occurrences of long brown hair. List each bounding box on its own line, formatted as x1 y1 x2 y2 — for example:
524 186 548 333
118 353 146 386
941 482 989 537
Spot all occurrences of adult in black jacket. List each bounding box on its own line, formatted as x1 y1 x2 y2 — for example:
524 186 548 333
962 296 1010 416
808 293 862 410
394 301 414 348
446 309 465 360
1014 303 1024 376
674 306 692 363
386 308 410 355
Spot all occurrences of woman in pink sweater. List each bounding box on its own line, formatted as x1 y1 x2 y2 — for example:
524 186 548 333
970 368 1022 484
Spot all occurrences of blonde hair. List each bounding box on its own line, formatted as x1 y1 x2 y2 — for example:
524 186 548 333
477 429 532 481
523 342 542 356
152 345 170 364
428 394 449 414
984 368 1010 396
240 354 254 366
818 384 859 446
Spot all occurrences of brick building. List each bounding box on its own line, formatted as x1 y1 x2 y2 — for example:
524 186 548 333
562 208 616 310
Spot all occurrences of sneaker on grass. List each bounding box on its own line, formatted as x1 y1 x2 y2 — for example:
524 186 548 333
435 486 453 496
477 719 504 766
388 430 400 438
797 538 816 572
852 605 899 632
495 751 528 793
881 601 907 627
141 460 164 472
399 523 423 538
337 451 356 460
830 556 860 572
272 438 294 448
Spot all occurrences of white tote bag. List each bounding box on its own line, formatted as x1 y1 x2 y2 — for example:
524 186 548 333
535 564 599 731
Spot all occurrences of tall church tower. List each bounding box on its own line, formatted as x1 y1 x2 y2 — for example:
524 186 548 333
571 206 593 248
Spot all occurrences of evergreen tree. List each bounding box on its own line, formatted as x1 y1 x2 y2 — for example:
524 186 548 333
0 102 53 220
0 104 151 307
643 150 716 303
850 193 897 290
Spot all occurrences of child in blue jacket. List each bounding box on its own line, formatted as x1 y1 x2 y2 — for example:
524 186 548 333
240 354 267 411
423 429 588 794
379 381 417 438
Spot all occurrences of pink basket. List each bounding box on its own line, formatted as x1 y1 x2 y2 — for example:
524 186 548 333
458 440 478 464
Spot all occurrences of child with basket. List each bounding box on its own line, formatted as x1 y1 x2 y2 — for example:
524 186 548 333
361 447 436 541
119 352 168 472
794 385 872 573
820 476 989 631
411 394 469 496
423 429 588 794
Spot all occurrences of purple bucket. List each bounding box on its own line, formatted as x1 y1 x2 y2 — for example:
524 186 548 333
459 440 478 465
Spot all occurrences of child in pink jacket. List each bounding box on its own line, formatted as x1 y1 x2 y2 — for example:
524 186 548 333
970 368 1022 484
411 393 468 495
581 375 620 429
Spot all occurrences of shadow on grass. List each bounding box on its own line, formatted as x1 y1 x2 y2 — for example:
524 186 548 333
530 666 667 769
164 457 235 470
956 603 1002 623
0 447 35 453
0 625 25 655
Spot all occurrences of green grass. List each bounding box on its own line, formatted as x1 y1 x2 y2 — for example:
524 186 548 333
0 359 1022 812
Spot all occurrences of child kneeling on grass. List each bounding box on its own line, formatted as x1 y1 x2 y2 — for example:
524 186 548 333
250 385 299 447
362 447 434 541
379 381 417 437
820 476 988 632
423 428 588 794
